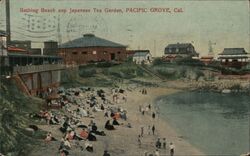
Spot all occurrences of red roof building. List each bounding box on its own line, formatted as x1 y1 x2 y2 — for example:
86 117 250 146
58 34 127 65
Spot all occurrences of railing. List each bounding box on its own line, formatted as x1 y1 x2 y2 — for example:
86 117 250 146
13 64 65 74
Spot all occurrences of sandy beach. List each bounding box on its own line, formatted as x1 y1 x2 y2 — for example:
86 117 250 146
29 86 204 156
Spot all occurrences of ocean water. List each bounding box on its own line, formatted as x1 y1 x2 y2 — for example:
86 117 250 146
156 91 250 155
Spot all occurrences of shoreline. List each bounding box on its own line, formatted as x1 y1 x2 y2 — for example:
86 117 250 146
137 87 204 155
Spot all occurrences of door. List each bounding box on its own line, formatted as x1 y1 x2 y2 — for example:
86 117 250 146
110 53 115 60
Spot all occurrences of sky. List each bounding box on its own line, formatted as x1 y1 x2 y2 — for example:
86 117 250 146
0 0 249 56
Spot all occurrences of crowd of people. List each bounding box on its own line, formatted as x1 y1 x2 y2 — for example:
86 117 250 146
28 86 178 156
30 87 131 156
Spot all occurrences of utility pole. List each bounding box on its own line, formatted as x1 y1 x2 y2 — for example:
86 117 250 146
154 40 156 57
5 0 11 47
57 15 62 45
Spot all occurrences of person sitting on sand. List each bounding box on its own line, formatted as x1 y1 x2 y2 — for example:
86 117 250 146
127 123 132 128
66 130 75 140
91 123 98 132
105 120 115 130
59 149 69 156
156 138 161 149
51 114 60 124
155 149 160 156
63 138 71 150
101 104 105 110
103 150 111 156
104 111 109 118
85 141 93 152
169 142 175 156
44 132 52 143
44 111 51 125
112 118 120 125
80 128 89 140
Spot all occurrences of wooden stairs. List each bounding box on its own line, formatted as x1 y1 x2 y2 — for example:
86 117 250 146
12 74 31 96
137 65 165 81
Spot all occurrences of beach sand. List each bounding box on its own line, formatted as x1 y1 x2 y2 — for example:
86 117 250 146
30 87 204 156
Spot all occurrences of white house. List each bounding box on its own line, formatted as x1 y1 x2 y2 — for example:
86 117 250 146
132 50 152 64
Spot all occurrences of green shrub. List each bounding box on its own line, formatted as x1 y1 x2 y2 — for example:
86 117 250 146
79 68 96 77
96 62 113 68
176 57 205 66
152 58 165 66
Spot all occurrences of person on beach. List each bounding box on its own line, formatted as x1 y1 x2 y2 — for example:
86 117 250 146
169 142 175 156
103 150 111 156
141 126 144 137
155 138 161 149
44 111 51 125
85 141 93 152
104 111 109 118
155 149 160 156
138 135 142 148
152 125 155 135
63 138 71 150
44 132 52 143
59 149 69 156
163 138 167 149
148 125 151 135
152 112 156 119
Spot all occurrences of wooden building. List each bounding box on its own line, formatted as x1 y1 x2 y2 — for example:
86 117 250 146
218 48 249 69
164 43 199 61
58 34 127 65
43 40 58 56
132 50 152 64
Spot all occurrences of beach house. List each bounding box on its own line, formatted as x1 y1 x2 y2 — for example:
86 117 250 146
164 43 199 61
132 50 152 64
217 48 249 69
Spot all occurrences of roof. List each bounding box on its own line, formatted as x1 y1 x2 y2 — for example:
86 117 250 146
8 53 62 59
133 51 151 57
7 47 26 52
165 43 193 49
59 34 127 48
219 48 248 55
200 56 214 59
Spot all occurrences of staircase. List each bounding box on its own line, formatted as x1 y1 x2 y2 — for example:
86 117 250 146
12 74 31 96
137 65 165 81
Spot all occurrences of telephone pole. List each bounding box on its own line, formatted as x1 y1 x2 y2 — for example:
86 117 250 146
5 0 11 47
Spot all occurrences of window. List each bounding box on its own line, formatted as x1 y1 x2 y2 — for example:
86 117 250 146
93 51 97 54
103 51 107 54
118 51 121 54
82 51 87 54
72 52 78 55
176 48 179 52
169 49 172 53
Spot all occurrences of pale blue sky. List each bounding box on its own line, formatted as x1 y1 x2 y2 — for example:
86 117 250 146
0 0 249 56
